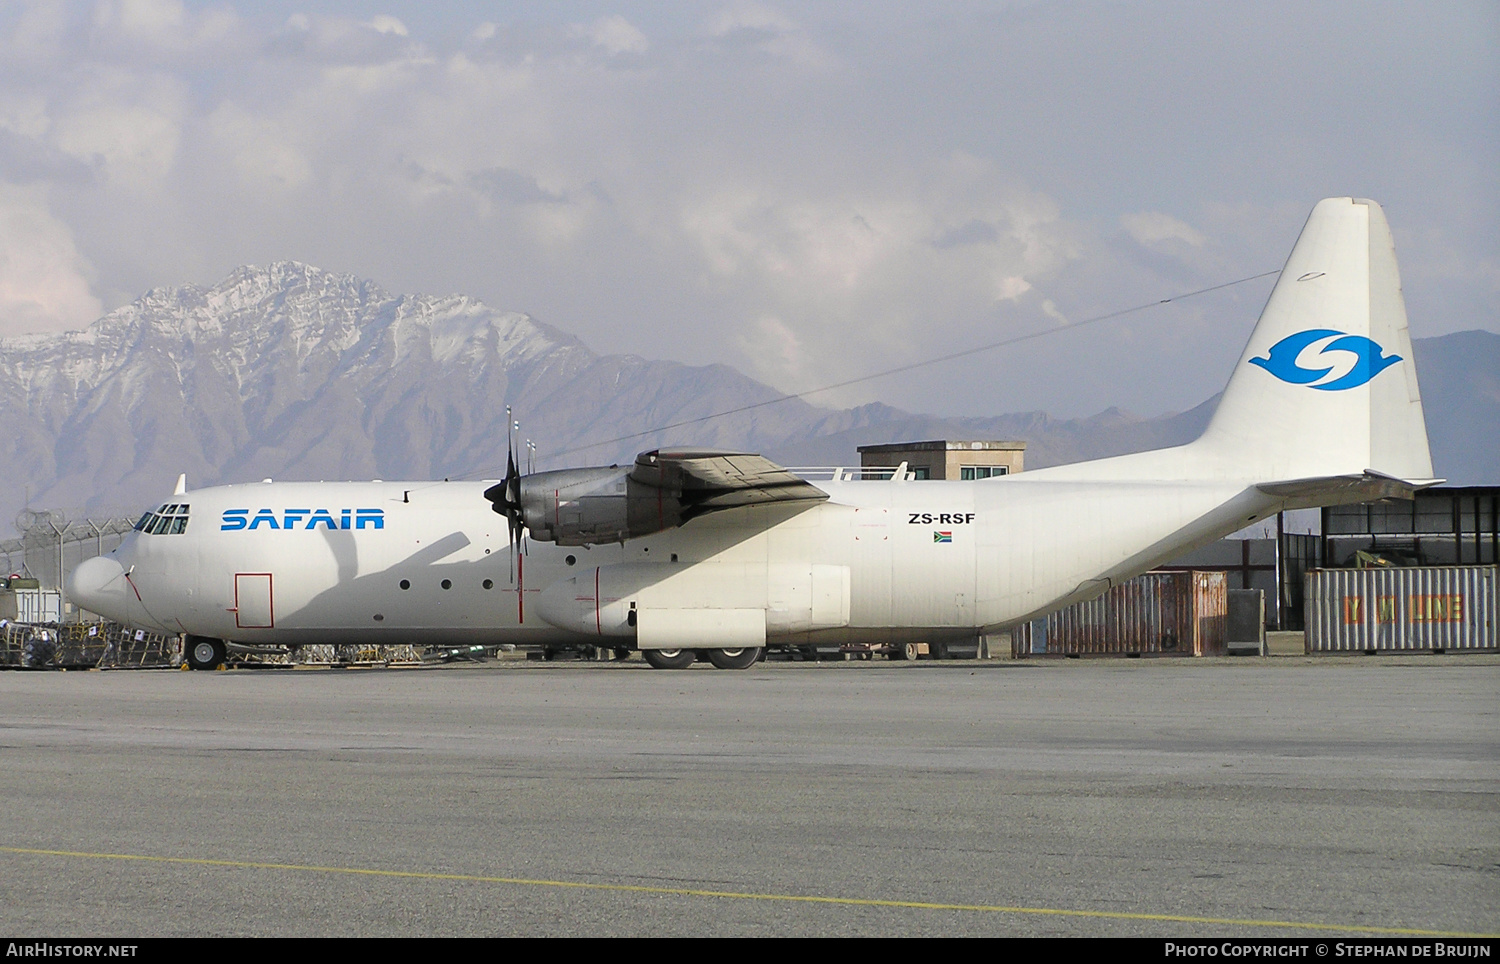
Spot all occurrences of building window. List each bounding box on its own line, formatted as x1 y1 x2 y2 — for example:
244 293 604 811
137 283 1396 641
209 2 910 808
960 466 1008 480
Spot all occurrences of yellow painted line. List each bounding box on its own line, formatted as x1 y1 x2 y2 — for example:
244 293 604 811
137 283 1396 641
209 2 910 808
4 846 1495 938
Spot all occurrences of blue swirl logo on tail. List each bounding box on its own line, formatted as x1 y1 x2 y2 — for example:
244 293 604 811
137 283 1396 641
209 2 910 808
1249 329 1402 391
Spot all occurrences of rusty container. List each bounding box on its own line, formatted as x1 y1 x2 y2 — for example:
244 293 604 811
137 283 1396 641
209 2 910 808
1015 570 1227 657
1304 565 1497 652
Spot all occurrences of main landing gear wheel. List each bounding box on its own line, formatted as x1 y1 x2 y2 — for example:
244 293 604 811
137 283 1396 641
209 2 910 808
706 647 761 670
643 648 696 670
185 636 226 671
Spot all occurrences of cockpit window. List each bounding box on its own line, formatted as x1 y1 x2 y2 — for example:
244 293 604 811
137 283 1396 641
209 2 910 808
136 503 191 535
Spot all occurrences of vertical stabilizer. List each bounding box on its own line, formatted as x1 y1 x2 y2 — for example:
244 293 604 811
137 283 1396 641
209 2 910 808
1199 197 1433 481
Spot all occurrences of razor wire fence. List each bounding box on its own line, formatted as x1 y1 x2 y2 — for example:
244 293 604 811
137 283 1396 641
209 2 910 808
1 510 138 620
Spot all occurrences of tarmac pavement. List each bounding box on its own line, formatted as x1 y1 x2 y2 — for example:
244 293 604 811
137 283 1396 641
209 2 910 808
0 656 1495 937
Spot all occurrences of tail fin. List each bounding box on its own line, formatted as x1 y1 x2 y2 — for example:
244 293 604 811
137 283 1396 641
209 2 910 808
1200 197 1435 483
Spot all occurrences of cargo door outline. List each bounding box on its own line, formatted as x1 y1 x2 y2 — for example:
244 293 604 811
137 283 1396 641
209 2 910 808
232 573 274 629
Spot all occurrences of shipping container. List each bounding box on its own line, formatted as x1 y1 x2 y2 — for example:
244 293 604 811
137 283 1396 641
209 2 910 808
1014 570 1227 657
1304 565 1497 652
0 588 62 624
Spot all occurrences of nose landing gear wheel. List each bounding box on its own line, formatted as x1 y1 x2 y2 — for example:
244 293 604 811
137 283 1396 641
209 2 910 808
706 647 762 670
642 648 696 670
185 636 227 671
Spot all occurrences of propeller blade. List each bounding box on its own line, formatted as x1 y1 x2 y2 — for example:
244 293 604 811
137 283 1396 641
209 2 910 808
484 442 525 584
506 448 522 583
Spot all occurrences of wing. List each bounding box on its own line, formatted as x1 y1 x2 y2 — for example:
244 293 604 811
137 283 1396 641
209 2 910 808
631 449 829 521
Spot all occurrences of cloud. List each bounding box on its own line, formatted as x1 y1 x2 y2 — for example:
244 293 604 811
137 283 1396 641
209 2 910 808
669 154 1081 398
933 220 1001 249
0 183 101 337
205 101 313 191
0 1 1491 425
0 128 98 185
1121 211 1207 247
1 0 74 67
469 167 568 206
48 67 185 187
736 314 804 375
702 2 833 68
88 0 239 57
585 15 647 56
264 11 424 64
367 15 408 38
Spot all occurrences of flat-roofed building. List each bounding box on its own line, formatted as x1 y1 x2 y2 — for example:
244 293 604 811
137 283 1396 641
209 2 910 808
856 440 1026 480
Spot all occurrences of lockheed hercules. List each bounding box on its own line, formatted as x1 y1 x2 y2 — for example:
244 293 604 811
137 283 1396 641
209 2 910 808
70 198 1437 669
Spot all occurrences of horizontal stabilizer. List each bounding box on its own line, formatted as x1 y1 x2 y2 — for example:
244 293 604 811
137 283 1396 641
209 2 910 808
1257 470 1443 508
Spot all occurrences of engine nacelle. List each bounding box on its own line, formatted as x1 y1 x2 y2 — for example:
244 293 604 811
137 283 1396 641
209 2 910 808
488 447 829 546
514 466 685 546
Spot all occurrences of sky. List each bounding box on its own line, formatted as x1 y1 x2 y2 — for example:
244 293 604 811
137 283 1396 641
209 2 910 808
1 0 1495 420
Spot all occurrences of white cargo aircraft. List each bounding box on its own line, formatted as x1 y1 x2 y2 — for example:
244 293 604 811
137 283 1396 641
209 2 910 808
70 198 1437 669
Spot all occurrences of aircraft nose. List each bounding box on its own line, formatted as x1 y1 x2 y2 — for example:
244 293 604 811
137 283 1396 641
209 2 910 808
68 555 128 621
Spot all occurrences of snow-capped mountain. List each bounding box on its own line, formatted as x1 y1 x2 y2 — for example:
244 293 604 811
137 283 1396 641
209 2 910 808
0 261 840 526
1 262 1493 532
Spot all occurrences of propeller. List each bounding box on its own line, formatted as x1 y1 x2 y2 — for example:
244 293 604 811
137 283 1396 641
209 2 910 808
483 407 527 584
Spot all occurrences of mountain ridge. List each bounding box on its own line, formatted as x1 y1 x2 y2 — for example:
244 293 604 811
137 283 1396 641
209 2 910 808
1 262 1493 533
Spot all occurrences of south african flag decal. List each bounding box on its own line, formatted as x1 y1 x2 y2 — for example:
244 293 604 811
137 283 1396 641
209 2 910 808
933 531 952 543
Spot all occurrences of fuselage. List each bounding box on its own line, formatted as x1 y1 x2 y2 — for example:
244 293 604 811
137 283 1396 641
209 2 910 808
69 452 1279 648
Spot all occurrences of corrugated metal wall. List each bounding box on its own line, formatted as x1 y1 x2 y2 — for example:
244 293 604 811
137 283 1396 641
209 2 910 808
1015 571 1227 657
1304 566 1498 651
